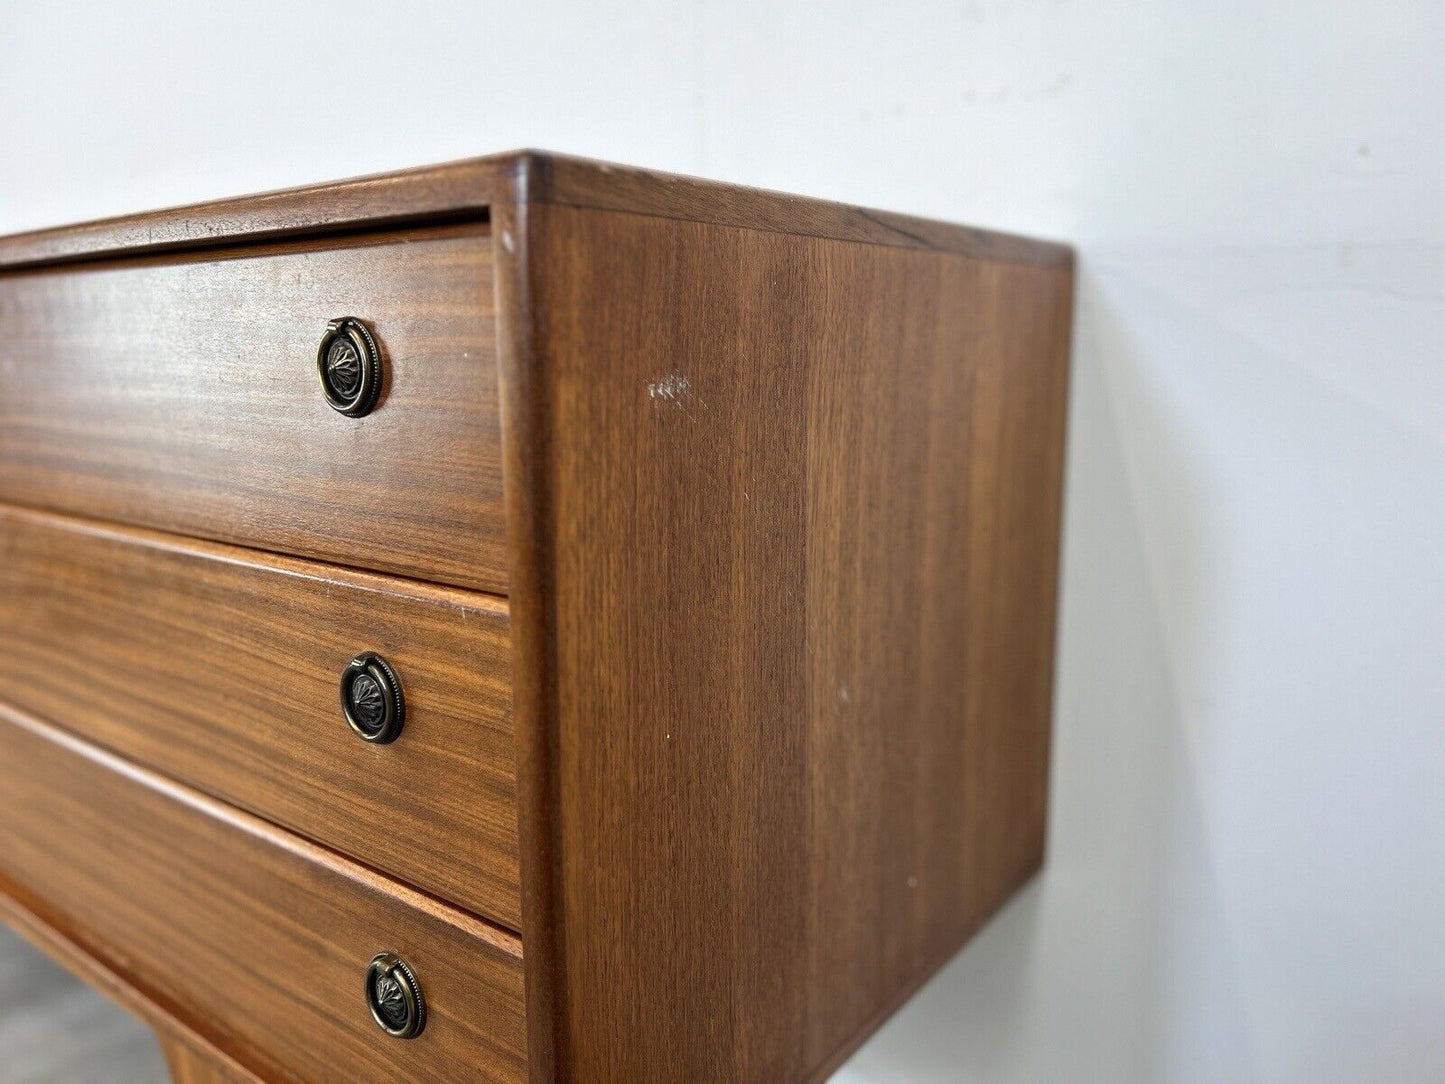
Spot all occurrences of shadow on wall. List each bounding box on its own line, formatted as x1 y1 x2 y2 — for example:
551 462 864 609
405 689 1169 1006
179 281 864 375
832 263 1255 1084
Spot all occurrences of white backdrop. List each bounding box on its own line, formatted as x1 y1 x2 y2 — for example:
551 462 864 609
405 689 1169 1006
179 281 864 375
3 3 1441 1081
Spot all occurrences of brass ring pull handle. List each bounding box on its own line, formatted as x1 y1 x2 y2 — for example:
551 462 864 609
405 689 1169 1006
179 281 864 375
366 952 426 1039
317 317 382 416
341 652 405 744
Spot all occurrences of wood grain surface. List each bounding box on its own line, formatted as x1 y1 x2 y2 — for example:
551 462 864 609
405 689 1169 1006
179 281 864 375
499 202 1073 1082
0 157 504 270
0 151 1068 272
489 178 561 1084
529 152 1070 266
0 153 1076 1084
0 505 520 929
0 705 528 1084
0 898 263 1084
0 221 507 593
160 1037 259 1084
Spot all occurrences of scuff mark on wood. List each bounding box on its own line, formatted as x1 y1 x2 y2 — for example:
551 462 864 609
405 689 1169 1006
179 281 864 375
647 373 704 415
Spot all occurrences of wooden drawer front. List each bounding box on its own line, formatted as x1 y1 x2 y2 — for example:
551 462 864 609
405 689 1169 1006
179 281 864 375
0 706 527 1084
0 222 506 594
0 506 521 928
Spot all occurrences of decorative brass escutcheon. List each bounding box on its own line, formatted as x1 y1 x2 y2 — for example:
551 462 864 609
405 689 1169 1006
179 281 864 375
317 317 382 416
366 952 426 1039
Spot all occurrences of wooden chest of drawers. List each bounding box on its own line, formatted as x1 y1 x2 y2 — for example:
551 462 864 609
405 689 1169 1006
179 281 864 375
0 152 1074 1083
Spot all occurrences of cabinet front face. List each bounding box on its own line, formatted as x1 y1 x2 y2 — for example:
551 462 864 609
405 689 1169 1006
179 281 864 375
0 221 508 593
0 707 529 1084
0 505 521 928
0 152 1073 1084
0 164 529 1084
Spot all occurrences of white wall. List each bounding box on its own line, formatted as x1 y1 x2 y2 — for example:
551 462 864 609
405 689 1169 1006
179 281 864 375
3 3 1441 1081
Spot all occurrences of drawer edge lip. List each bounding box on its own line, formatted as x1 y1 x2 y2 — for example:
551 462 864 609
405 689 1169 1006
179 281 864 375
0 157 507 271
8 703 524 940
0 502 512 614
0 701 525 964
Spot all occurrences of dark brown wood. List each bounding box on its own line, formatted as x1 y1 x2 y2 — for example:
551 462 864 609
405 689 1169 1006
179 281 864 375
0 892 267 1084
0 157 506 270
0 151 1067 272
0 221 507 593
491 159 563 1084
0 704 528 1084
161 1037 261 1084
497 200 1073 1082
528 153 1069 266
0 504 520 928
0 152 1074 1084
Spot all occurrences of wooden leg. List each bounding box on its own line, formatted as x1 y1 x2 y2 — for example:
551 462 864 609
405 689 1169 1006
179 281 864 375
158 1033 257 1084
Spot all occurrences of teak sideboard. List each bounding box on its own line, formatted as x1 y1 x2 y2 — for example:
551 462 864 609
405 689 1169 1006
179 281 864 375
0 151 1074 1083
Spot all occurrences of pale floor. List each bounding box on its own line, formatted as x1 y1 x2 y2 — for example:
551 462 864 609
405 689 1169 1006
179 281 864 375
0 926 166 1083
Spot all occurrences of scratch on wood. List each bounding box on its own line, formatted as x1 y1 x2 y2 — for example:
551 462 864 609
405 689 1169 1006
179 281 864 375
647 373 698 411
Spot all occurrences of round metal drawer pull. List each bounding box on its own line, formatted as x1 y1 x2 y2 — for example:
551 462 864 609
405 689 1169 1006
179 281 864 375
341 652 405 744
317 317 382 416
366 952 426 1039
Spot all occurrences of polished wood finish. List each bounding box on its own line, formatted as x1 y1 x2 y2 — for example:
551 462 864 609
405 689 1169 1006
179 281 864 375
528 152 1070 265
0 705 528 1084
0 151 1067 271
0 158 503 270
0 153 1073 1084
496 200 1072 1081
0 505 520 927
0 222 507 593
161 1038 261 1084
0 892 267 1084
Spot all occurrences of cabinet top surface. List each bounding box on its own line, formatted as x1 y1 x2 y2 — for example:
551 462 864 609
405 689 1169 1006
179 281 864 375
0 150 1072 271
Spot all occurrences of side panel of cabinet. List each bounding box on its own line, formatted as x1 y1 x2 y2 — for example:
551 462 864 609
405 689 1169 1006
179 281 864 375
500 201 1074 1082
